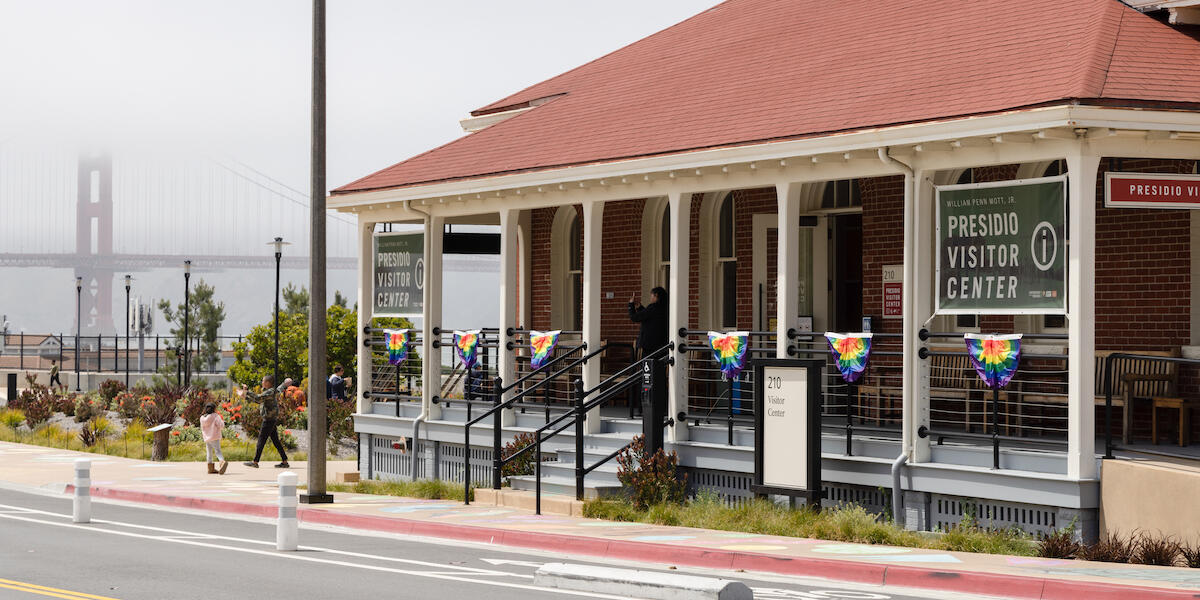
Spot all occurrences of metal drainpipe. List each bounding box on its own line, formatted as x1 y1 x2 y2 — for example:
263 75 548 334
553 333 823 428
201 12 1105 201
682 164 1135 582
404 199 432 481
891 452 908 528
878 148 915 530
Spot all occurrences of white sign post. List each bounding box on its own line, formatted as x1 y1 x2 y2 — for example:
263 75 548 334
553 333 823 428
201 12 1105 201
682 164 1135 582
753 359 823 507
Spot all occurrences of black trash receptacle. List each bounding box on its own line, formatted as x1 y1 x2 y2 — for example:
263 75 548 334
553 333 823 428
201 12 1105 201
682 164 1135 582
6 373 16 402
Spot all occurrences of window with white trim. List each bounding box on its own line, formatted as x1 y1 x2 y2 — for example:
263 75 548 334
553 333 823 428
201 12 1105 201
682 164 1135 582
658 202 671 288
567 214 582 331
716 194 737 329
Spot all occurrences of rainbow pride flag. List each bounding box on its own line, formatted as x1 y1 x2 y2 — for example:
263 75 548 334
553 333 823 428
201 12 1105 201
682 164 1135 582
529 330 561 370
385 329 409 366
824 332 873 383
453 330 482 369
964 333 1022 389
707 331 749 380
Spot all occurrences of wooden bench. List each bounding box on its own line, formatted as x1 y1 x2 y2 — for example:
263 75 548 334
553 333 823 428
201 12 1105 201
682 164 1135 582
1020 349 1178 445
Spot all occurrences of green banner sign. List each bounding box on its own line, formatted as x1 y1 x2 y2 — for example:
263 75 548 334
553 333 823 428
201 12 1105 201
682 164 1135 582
936 176 1066 314
373 232 424 317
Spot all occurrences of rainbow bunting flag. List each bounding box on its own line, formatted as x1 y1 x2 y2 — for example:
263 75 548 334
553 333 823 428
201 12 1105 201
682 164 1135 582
529 330 561 370
453 329 482 369
964 333 1022 389
385 329 409 366
707 331 749 380
824 332 873 383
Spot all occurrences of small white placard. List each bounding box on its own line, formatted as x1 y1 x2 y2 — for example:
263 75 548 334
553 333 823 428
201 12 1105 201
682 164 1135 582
761 366 809 490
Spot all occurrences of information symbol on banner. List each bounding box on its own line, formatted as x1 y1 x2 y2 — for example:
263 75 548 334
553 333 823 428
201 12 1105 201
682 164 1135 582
414 258 425 290
1030 221 1057 272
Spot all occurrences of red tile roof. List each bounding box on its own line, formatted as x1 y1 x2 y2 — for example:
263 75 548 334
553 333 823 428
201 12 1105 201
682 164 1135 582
334 0 1200 195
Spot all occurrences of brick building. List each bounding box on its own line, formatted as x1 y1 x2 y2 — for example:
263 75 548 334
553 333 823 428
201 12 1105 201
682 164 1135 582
332 0 1200 540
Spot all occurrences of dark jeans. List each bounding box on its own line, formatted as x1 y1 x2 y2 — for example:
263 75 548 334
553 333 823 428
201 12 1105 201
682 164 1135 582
49 374 62 387
253 418 288 463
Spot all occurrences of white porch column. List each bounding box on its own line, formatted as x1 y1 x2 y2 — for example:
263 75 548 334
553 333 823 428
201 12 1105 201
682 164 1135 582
582 200 604 433
1066 149 1101 480
422 215 444 420
355 219 375 415
667 190 691 442
776 182 801 358
498 208 519 426
908 170 934 463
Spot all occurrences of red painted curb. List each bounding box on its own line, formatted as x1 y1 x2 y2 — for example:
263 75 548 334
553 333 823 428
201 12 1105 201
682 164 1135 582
71 485 1200 600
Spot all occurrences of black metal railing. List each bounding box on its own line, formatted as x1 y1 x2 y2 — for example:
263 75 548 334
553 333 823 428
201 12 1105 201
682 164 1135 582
463 341 598 503
1103 352 1200 459
361 327 424 417
916 330 1070 469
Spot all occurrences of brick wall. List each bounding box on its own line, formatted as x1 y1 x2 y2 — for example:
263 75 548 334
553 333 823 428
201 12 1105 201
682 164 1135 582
733 188 778 330
1095 158 1193 351
860 175 905 335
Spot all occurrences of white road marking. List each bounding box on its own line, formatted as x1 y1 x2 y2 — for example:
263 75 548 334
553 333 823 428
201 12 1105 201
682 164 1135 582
482 558 548 568
0 510 639 599
0 502 524 577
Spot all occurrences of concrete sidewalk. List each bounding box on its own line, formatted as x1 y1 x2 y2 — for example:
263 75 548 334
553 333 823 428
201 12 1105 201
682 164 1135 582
2 441 1199 599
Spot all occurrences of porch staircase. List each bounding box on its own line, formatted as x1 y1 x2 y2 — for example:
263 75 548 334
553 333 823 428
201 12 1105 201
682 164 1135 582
507 417 643 499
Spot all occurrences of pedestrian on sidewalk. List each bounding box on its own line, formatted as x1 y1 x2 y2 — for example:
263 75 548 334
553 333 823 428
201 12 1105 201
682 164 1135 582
200 402 228 474
49 360 62 389
243 374 289 469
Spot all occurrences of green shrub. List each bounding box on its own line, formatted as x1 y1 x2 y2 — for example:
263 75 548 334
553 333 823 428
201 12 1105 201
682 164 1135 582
91 416 114 439
0 409 25 428
22 396 52 427
501 432 537 479
937 515 1033 556
1134 533 1180 566
326 478 473 502
1038 526 1080 559
74 395 104 423
615 435 686 510
327 397 355 443
98 379 126 405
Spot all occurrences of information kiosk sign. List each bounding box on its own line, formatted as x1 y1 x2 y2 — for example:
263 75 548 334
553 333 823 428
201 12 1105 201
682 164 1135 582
752 358 824 507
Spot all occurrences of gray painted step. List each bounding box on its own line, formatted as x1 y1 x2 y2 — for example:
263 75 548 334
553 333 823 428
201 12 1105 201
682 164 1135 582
687 424 754 446
508 474 623 499
602 419 644 435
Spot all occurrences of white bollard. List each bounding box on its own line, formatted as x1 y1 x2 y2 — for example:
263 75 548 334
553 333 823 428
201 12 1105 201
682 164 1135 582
73 458 91 524
276 471 298 551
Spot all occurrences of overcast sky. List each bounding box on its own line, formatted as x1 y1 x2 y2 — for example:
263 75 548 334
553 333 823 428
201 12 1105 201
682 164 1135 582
0 0 721 193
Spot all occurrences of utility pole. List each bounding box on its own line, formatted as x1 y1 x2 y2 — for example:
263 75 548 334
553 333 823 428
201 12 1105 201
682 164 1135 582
301 0 332 505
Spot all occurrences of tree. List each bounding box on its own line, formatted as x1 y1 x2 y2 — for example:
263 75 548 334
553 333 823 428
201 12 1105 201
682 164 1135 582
158 280 227 372
282 283 309 318
228 304 415 389
333 290 349 309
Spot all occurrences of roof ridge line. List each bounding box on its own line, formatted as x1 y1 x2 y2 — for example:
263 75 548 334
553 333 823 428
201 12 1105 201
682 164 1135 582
1097 3 1126 98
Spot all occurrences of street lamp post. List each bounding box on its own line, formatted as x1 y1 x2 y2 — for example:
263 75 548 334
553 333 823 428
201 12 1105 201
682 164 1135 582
124 274 132 389
183 260 191 388
268 237 290 387
75 276 82 392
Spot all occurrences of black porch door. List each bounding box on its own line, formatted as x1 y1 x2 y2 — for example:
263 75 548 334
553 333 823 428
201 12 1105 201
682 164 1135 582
833 214 863 332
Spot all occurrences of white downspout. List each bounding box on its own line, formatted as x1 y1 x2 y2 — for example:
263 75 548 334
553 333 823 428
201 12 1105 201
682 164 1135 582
878 148 913 527
404 199 431 480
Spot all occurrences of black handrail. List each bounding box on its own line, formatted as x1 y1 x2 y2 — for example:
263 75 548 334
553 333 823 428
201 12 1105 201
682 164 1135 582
497 343 587 396
1104 352 1200 459
463 342 608 504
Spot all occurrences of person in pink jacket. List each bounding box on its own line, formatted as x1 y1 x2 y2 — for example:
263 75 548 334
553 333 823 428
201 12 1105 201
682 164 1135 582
200 403 228 474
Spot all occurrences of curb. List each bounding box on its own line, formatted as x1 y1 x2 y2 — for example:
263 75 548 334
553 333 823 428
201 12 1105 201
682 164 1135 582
70 485 1200 600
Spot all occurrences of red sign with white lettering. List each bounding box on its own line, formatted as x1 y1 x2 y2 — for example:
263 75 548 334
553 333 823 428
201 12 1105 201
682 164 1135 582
883 282 902 317
1105 172 1200 209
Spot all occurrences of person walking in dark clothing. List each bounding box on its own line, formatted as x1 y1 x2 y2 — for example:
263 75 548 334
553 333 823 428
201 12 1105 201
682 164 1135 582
628 286 669 354
244 374 289 468
629 287 670 451
48 360 62 388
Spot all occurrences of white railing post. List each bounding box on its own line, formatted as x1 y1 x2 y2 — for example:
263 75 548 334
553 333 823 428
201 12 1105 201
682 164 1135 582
277 471 299 551
72 458 91 524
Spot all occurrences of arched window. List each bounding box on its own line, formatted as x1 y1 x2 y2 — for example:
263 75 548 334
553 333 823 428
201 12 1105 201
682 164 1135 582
567 214 583 330
821 179 861 209
716 194 737 329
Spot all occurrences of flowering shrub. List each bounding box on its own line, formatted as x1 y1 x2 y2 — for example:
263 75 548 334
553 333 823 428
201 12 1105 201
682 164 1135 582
178 388 210 427
142 383 182 426
280 385 307 429
53 392 77 416
98 379 126 405
501 432 537 479
169 425 202 445
22 397 52 427
280 429 298 450
115 392 142 421
616 435 687 510
241 402 263 439
74 395 104 423
327 398 355 444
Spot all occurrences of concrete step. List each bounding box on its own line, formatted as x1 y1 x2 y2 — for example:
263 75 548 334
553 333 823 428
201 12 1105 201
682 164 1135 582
508 474 623 499
687 423 754 446
554 448 626 470
536 460 622 486
602 418 644 435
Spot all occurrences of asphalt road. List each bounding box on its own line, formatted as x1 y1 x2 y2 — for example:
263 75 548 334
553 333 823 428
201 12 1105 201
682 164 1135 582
0 486 999 600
